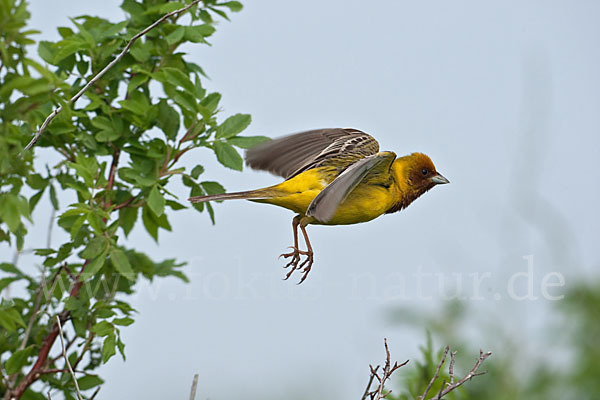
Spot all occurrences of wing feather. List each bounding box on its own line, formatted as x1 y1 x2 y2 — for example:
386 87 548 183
245 128 379 179
306 152 396 223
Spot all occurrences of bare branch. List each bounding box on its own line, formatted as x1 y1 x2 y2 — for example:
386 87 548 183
363 338 409 400
420 348 492 400
420 346 449 400
22 0 203 151
56 316 83 400
361 365 379 400
189 374 199 400
448 351 456 385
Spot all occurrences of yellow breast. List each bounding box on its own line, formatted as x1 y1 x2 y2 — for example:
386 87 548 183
253 167 397 225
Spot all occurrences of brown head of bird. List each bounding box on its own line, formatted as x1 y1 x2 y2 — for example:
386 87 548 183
388 152 449 213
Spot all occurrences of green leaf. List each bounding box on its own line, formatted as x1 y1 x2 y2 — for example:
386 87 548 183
166 26 185 45
147 186 165 217
157 100 180 140
129 39 151 62
127 73 150 94
0 307 26 332
142 206 158 241
5 346 35 374
205 201 216 224
201 181 225 195
80 236 107 259
200 92 221 113
0 277 19 292
172 90 197 113
0 311 16 332
119 90 150 116
102 333 116 363
220 1 243 12
110 248 135 281
166 200 187 210
96 129 121 142
80 252 106 280
160 2 184 13
227 135 270 149
160 67 194 94
0 263 22 275
38 41 57 64
77 375 104 391
91 115 113 130
213 141 243 171
0 195 21 232
70 215 87 238
113 317 134 326
34 248 56 256
119 206 138 237
184 24 216 42
215 113 251 139
92 321 114 336
190 165 204 179
116 335 126 360
29 189 45 211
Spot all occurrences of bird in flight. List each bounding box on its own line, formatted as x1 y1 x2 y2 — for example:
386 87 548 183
189 128 449 283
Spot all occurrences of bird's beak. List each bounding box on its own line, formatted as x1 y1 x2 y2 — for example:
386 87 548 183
431 173 450 185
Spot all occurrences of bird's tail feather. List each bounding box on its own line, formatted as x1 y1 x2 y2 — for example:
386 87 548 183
188 189 270 203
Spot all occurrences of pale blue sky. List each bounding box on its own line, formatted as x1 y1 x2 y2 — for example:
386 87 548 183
17 0 600 398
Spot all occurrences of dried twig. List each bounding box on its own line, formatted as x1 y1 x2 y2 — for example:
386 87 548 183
421 348 492 400
56 316 83 400
22 0 203 151
364 338 409 400
189 374 199 400
361 365 379 400
420 346 449 400
448 351 456 385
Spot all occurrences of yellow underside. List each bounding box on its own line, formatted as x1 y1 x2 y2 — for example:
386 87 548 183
251 167 397 225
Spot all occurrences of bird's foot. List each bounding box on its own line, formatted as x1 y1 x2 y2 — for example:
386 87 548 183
279 246 314 284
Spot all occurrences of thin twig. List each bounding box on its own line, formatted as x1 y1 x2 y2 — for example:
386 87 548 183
448 351 456 385
421 348 492 400
420 346 449 400
361 365 379 400
23 0 203 151
90 387 101 400
365 338 409 400
189 374 199 400
56 316 83 400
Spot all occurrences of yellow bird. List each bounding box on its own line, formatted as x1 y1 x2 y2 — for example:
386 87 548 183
189 128 449 283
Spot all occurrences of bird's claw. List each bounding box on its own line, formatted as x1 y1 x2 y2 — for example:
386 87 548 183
279 246 314 284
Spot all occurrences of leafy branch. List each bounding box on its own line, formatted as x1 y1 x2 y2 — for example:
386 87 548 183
22 0 203 151
1 0 256 398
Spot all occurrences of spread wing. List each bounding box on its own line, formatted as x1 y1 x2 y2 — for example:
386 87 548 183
306 151 397 223
245 128 379 179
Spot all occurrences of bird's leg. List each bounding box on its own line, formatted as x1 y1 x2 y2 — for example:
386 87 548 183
297 221 314 284
279 215 313 282
280 216 301 270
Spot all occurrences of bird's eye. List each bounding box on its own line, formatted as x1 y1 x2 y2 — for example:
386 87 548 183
421 168 428 176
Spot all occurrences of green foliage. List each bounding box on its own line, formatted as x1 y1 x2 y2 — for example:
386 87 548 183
0 0 255 398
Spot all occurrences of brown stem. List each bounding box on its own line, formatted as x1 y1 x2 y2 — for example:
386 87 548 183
8 261 89 399
159 147 172 177
105 147 121 210
113 196 137 210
